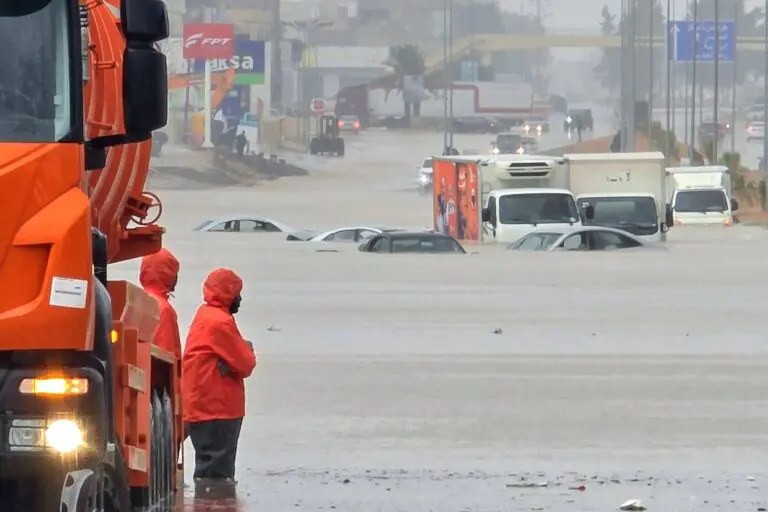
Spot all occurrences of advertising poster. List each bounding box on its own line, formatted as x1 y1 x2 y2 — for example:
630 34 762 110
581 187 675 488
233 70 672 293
190 37 266 85
456 162 480 241
432 159 458 237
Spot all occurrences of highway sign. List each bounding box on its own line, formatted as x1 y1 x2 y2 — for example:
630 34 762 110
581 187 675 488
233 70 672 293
668 20 735 62
311 98 325 114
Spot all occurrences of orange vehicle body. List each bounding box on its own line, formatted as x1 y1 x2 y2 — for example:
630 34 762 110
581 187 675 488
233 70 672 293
0 0 181 499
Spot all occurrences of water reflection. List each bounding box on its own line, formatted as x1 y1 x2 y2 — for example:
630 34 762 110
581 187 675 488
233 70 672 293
178 480 244 511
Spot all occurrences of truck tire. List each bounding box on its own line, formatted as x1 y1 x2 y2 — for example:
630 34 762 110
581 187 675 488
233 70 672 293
162 391 175 500
337 139 345 157
150 393 166 510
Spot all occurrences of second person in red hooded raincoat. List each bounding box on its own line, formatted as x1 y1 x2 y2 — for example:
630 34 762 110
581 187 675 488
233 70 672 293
139 248 182 359
182 268 256 482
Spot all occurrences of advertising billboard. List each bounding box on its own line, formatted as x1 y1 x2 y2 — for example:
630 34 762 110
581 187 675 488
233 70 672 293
190 38 266 85
182 23 235 59
433 159 480 241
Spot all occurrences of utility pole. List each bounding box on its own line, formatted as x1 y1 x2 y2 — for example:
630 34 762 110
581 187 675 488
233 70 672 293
730 0 739 153
442 0 448 151
649 0 654 143
448 0 454 150
628 0 637 150
713 0 720 163
763 0 768 204
271 0 282 111
665 0 672 163
690 0 698 162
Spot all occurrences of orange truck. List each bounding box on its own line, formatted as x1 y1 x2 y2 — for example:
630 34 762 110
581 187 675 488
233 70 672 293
0 0 181 510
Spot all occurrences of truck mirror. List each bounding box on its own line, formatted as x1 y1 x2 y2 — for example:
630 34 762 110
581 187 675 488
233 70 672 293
481 208 490 223
123 47 168 136
583 205 594 220
665 205 674 227
731 198 739 211
121 0 169 43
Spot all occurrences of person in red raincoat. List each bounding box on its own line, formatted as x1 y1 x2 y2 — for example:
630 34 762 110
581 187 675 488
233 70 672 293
182 268 257 482
139 248 181 359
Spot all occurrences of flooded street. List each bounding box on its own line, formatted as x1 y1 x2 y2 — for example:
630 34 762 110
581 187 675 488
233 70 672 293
120 129 768 510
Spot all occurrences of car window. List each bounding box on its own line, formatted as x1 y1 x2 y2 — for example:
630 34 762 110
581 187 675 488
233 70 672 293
391 237 463 253
589 231 641 250
240 219 281 232
207 221 235 232
371 237 389 253
511 233 560 250
326 229 356 242
559 232 587 250
358 229 378 240
422 158 433 168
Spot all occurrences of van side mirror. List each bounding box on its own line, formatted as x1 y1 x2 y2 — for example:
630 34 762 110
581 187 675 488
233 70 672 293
121 0 169 137
731 198 739 211
481 208 490 223
583 205 594 220
665 204 674 226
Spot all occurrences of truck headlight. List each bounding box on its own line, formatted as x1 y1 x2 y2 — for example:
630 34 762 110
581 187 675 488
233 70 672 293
46 419 84 453
418 173 431 184
8 418 84 453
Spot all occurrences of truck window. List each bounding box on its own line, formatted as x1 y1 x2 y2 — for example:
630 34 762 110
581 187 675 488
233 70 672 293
579 196 658 235
673 190 728 212
498 193 579 225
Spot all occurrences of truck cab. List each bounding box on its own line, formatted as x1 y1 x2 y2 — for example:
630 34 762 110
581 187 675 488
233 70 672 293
567 152 673 243
666 166 738 226
479 156 583 243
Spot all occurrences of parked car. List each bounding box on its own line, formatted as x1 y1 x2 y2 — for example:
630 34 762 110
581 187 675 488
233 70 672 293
747 121 765 142
506 226 655 252
292 226 402 243
697 121 729 143
337 114 361 134
194 215 294 233
563 109 593 132
523 118 550 135
358 232 466 254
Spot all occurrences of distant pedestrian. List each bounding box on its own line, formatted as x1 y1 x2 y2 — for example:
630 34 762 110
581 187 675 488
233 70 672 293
235 132 248 159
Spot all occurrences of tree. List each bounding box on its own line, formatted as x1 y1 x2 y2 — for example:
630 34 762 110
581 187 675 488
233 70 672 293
385 44 426 120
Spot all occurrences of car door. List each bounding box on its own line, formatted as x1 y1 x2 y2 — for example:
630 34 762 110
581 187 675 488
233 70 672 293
325 229 357 242
556 232 588 251
239 219 281 232
588 230 642 251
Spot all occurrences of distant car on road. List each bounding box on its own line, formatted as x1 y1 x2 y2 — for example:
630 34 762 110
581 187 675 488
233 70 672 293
746 104 765 122
452 116 502 134
506 226 655 252
337 114 361 134
521 136 539 153
747 121 764 142
523 118 550 135
358 232 467 254
698 121 729 143
491 132 523 154
418 156 434 195
194 215 295 233
563 109 594 132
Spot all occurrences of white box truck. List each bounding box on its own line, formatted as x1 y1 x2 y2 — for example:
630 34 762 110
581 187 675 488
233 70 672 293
566 152 673 242
431 155 585 243
666 166 738 226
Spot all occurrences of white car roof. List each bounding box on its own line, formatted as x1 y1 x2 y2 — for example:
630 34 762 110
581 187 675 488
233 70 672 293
527 225 645 240
198 215 294 231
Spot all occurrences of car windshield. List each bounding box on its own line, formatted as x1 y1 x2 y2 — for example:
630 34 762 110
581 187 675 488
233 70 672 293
391 236 465 253
579 196 659 235
496 134 521 147
194 220 216 231
674 189 729 213
508 232 564 250
422 158 433 168
498 193 579 225
0 0 72 142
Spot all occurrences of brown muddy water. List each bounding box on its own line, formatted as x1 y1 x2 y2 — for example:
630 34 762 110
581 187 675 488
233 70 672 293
128 129 768 511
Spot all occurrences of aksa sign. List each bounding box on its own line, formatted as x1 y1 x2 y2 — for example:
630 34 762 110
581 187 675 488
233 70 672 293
182 23 235 60
190 39 266 85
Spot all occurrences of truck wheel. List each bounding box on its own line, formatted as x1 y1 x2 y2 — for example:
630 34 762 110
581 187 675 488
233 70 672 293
162 391 175 499
149 393 167 510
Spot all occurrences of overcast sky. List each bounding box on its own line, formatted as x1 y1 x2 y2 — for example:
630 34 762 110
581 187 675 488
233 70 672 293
497 0 765 30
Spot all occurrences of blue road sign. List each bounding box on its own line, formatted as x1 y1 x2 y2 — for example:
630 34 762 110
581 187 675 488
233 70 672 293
667 20 735 62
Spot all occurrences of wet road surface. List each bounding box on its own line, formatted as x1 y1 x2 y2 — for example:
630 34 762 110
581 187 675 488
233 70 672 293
135 127 768 511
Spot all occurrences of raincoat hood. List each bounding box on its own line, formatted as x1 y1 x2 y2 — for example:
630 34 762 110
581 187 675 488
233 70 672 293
139 248 180 297
203 268 243 309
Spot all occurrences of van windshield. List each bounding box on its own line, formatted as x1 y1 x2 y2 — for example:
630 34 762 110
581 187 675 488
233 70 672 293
0 0 72 142
498 193 579 225
579 196 659 235
674 189 728 213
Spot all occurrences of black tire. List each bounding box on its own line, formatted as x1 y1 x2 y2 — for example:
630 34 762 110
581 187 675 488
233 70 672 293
162 391 175 503
309 139 319 155
337 140 345 156
150 393 165 510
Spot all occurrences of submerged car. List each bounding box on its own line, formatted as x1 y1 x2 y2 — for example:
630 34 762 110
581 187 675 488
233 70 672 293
194 215 295 233
418 157 433 195
291 226 402 242
337 114 361 134
506 226 654 252
358 232 466 254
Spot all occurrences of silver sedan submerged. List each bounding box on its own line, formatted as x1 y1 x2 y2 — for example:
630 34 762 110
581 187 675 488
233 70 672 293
194 215 296 233
506 226 665 252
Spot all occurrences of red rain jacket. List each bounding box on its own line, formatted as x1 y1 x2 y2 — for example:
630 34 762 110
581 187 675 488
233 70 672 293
139 248 181 359
182 268 257 423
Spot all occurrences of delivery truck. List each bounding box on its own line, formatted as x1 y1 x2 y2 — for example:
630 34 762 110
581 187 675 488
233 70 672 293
566 152 673 242
431 155 586 243
666 166 738 226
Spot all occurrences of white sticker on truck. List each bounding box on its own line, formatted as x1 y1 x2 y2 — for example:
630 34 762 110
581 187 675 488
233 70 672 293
49 277 88 309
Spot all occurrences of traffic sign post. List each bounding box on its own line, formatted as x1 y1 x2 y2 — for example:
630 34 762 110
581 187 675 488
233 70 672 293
667 20 735 63
310 98 325 114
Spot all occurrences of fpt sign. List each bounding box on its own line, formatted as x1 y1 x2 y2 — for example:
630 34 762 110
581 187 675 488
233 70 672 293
182 23 235 59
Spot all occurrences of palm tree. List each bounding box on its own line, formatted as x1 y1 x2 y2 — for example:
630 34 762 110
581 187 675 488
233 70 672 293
385 44 426 120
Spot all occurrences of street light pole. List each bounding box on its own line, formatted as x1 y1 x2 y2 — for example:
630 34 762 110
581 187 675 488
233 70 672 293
442 0 448 151
690 0 698 161
665 0 672 162
620 0 627 150
731 0 739 153
448 0 454 150
649 0 654 143
762 0 768 203
713 0 720 163
628 0 637 151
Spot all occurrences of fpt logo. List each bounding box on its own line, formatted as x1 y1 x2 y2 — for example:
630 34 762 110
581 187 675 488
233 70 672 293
184 33 232 49
182 23 235 59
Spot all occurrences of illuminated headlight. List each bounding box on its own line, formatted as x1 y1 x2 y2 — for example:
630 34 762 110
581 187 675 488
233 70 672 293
516 147 524 154
536 125 543 132
491 146 500 154
523 124 530 132
8 418 84 453
419 173 431 184
566 116 572 124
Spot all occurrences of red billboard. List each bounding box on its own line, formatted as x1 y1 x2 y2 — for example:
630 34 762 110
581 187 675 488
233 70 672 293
182 23 235 60
433 159 480 241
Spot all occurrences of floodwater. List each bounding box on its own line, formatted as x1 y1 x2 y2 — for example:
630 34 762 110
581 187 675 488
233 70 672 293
115 127 768 510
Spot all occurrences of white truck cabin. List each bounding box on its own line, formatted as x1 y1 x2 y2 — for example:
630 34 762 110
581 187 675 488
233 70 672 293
479 156 583 243
666 166 738 226
566 152 672 242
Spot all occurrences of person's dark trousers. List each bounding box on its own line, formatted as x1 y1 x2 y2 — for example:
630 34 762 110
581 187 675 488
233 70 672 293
186 418 244 480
